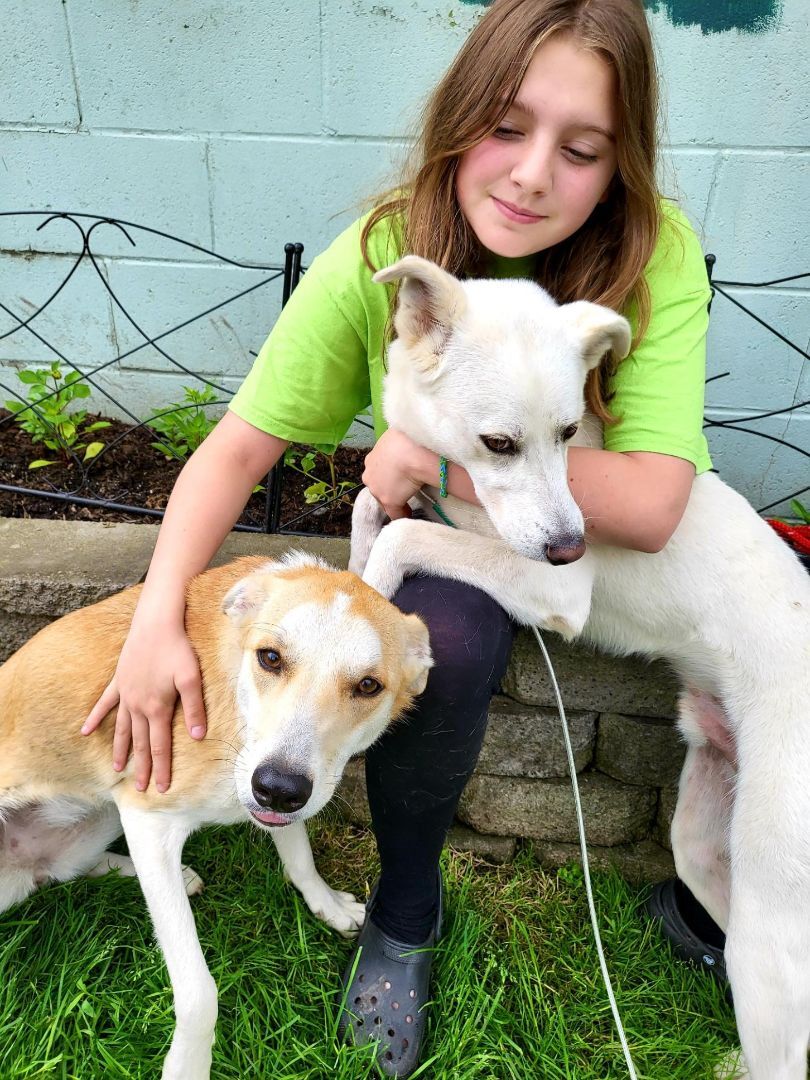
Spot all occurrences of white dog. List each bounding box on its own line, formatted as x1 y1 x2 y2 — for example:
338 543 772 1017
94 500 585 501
0 554 432 1079
350 256 810 1080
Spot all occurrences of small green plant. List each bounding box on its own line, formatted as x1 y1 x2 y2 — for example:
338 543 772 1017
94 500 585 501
789 498 810 525
150 386 219 460
4 362 110 468
284 446 355 506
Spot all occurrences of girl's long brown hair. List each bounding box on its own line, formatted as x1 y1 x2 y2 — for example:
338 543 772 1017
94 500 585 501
361 0 661 422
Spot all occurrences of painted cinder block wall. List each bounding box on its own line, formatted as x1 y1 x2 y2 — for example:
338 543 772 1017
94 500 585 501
0 0 807 512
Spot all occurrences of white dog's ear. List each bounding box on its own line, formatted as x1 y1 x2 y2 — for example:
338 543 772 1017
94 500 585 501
373 255 466 358
561 301 632 371
398 612 434 696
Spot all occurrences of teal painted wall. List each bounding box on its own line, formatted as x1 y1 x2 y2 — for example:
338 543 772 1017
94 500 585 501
0 0 807 510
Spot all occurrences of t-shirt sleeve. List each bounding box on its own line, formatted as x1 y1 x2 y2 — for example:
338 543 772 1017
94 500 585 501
603 204 713 472
229 220 381 455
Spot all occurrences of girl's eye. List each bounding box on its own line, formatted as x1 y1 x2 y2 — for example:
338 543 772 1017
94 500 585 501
494 125 521 140
257 649 283 672
356 677 383 697
564 146 598 164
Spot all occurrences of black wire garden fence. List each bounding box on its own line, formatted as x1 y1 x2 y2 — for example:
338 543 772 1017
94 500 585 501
0 211 373 535
0 211 807 538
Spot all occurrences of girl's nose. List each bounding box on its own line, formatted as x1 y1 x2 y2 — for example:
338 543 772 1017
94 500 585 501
510 139 553 194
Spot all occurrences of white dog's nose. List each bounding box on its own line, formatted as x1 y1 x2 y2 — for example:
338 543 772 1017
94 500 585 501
546 541 586 565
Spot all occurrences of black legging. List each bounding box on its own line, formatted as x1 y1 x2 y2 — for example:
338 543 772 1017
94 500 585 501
365 575 516 944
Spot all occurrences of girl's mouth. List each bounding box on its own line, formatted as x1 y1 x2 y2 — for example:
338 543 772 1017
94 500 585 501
492 197 546 224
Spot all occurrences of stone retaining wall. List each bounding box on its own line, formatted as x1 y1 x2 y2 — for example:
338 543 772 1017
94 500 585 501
0 517 685 882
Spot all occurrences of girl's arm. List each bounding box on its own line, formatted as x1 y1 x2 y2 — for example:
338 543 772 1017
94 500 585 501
82 410 289 793
360 427 694 553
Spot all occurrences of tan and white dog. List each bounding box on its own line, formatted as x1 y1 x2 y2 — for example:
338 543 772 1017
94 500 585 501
0 553 432 1079
350 257 810 1080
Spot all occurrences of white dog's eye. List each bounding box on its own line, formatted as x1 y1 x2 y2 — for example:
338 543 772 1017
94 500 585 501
481 434 516 455
355 677 383 697
257 649 283 672
561 424 578 441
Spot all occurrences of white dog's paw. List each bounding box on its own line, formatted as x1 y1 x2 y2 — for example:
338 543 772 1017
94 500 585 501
308 886 367 938
361 523 411 599
182 864 204 896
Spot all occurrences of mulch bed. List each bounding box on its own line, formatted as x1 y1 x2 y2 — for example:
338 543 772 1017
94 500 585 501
0 410 364 537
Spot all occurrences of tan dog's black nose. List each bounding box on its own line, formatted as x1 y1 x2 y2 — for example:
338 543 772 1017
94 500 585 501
251 765 313 814
546 541 586 565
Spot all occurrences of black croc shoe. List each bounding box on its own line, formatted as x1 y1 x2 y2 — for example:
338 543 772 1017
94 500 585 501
338 876 442 1078
647 878 727 983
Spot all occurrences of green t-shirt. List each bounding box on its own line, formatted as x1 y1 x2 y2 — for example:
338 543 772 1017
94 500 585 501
230 201 712 473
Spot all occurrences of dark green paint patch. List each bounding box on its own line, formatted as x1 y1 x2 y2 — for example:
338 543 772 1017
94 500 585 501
459 0 782 33
644 0 782 34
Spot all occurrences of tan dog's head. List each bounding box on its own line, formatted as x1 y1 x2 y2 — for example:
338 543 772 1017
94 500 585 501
221 553 432 829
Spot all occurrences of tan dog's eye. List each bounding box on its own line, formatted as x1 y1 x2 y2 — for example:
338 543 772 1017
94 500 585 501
481 434 516 455
257 649 283 672
561 424 578 441
355 677 383 697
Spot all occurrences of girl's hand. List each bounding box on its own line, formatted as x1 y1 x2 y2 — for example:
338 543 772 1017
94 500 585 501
81 618 206 794
362 428 438 519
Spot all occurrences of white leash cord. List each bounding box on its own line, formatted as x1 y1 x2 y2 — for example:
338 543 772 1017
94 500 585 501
424 490 637 1074
531 624 638 1080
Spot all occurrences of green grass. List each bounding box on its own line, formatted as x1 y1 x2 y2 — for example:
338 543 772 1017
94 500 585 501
0 821 738 1079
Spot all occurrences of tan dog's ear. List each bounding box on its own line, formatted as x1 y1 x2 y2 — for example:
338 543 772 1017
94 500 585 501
398 612 434 696
373 256 466 356
561 301 632 371
222 573 271 622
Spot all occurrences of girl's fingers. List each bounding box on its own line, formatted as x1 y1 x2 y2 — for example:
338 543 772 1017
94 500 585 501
177 671 207 741
130 712 153 792
149 714 175 794
82 681 120 735
111 705 133 771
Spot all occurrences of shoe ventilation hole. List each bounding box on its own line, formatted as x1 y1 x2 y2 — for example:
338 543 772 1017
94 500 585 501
388 1029 396 1038
405 1015 413 1024
374 1017 381 1025
392 1001 399 1010
354 996 361 1005
370 996 378 1005
356 1019 364 1027
409 989 416 998
358 973 365 982
402 1039 409 1050
385 1052 394 1062
384 980 392 990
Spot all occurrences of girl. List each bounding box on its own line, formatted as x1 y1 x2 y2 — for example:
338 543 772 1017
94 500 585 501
84 0 711 1074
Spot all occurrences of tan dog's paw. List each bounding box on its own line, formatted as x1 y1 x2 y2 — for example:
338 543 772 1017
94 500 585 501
311 887 367 938
714 1050 748 1079
182 864 204 896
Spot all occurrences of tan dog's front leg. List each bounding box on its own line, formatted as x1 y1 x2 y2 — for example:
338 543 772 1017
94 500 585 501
118 805 217 1080
271 821 366 937
362 517 593 639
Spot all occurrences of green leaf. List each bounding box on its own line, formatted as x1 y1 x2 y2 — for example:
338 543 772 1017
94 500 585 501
85 421 112 432
83 441 105 461
28 459 56 469
17 369 41 385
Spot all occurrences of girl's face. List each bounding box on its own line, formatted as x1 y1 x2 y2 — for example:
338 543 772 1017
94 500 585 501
456 35 619 260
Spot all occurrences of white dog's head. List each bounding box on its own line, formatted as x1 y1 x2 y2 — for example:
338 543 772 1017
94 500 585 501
374 256 631 562
221 553 432 829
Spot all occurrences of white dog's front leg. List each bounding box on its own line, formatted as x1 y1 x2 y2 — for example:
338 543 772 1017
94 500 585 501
349 486 389 576
362 518 593 639
119 806 217 1080
270 821 366 937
